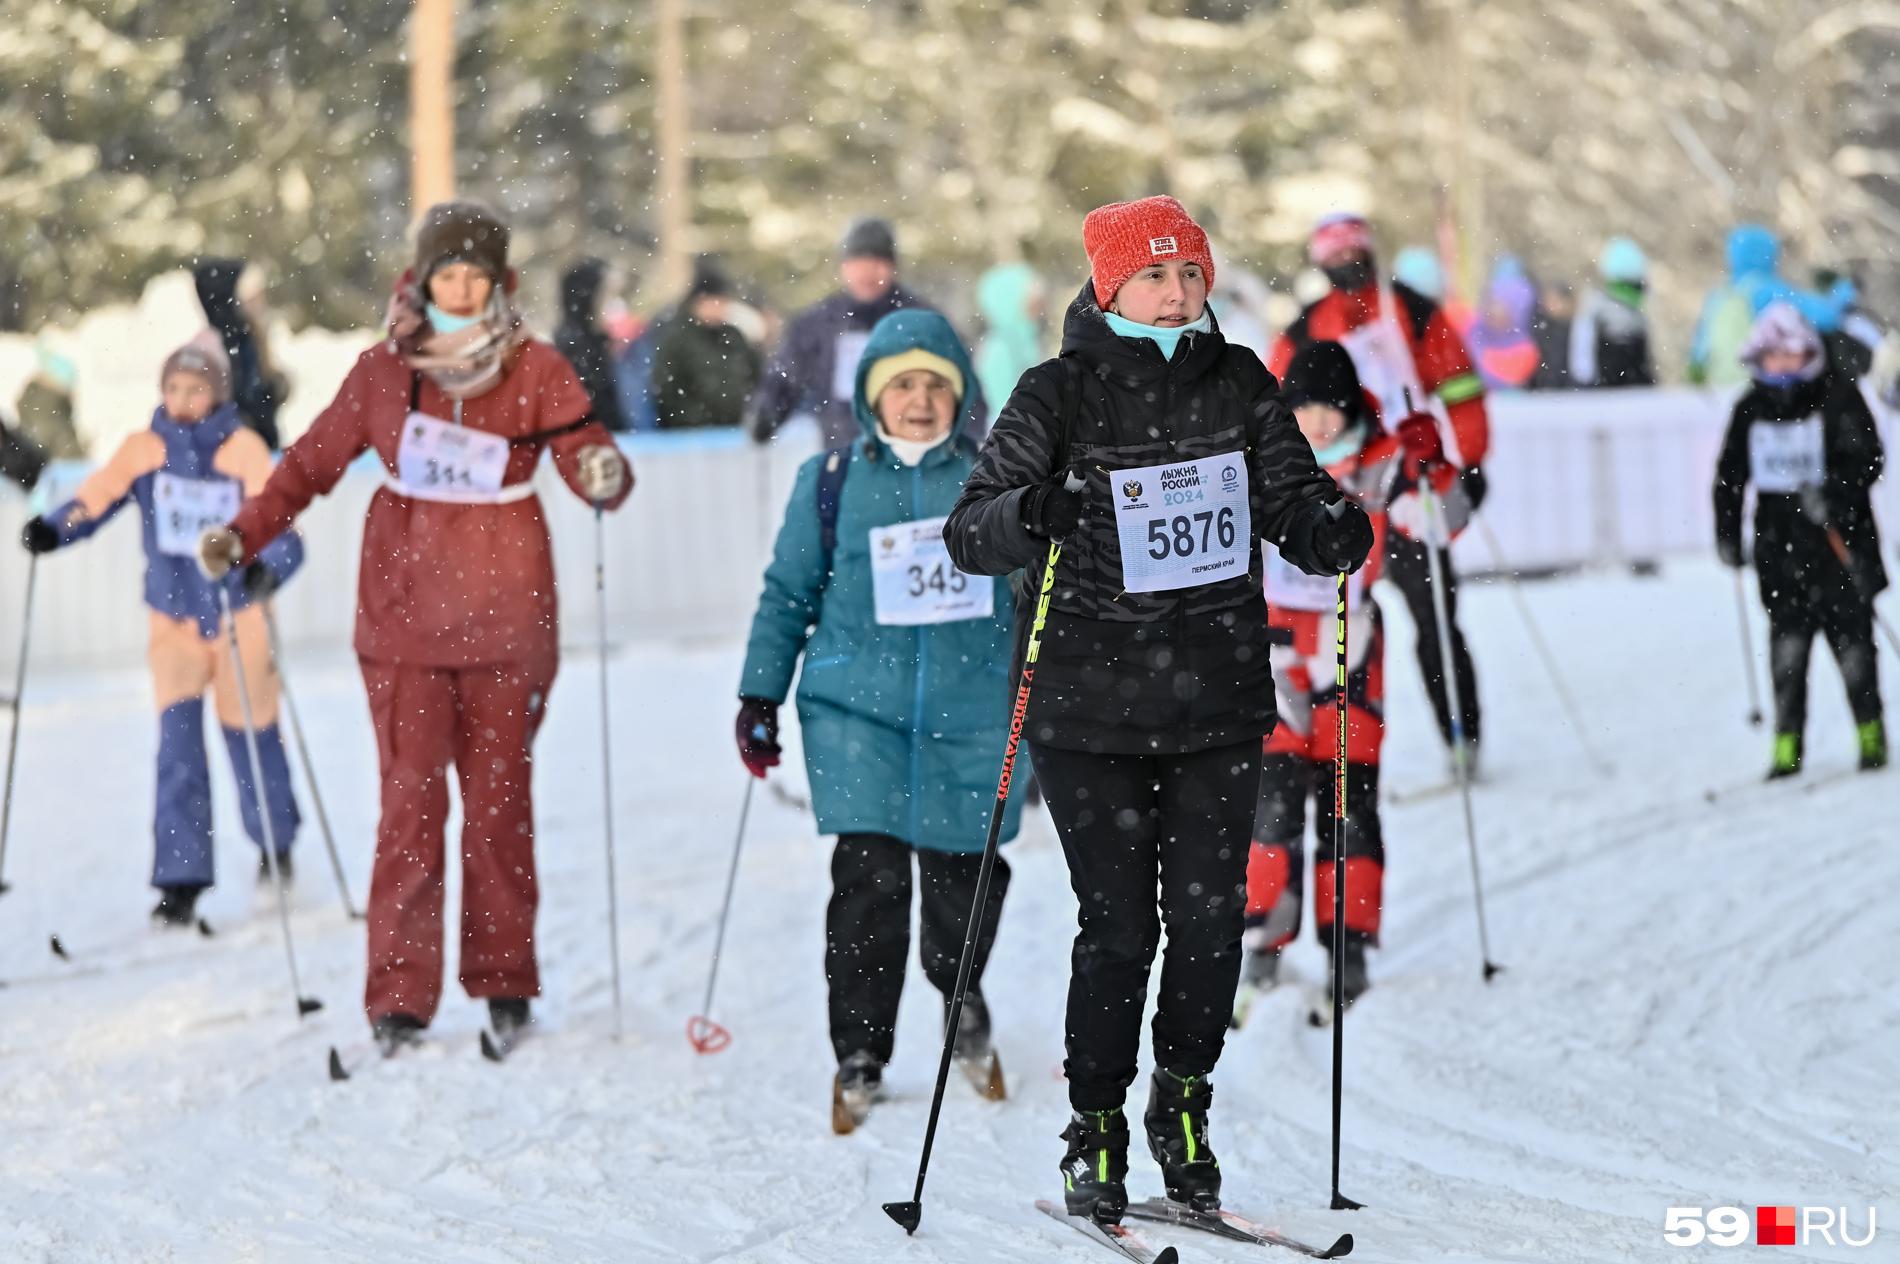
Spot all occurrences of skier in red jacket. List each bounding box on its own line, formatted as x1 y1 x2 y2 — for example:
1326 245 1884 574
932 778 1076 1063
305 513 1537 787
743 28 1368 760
200 202 633 1055
1269 214 1488 773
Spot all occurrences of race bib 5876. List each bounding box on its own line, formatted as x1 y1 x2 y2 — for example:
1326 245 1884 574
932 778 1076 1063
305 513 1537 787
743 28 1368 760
1110 453 1252 593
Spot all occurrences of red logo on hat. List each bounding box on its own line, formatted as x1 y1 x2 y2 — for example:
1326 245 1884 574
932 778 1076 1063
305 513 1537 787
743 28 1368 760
1149 236 1179 256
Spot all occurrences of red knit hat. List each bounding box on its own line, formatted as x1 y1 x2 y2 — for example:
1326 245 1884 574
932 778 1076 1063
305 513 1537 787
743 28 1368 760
1082 196 1215 308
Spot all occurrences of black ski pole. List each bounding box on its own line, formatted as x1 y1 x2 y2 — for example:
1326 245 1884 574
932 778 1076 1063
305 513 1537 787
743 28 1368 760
1419 485 1502 982
259 601 362 920
1731 569 1765 727
1326 568 1365 1212
687 775 756 1054
594 506 625 1039
218 586 322 1019
885 485 1077 1237
0 553 38 896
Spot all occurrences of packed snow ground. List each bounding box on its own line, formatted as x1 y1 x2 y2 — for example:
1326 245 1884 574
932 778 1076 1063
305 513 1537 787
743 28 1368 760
0 558 1893 1263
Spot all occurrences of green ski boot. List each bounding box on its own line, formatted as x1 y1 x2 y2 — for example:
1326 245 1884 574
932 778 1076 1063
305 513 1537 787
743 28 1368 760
1767 732 1802 780
1858 720 1888 771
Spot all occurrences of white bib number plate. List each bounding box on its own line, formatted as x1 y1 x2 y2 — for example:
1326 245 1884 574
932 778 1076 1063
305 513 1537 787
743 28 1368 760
154 473 240 559
869 516 992 626
1748 414 1826 494
1111 453 1252 593
397 412 511 500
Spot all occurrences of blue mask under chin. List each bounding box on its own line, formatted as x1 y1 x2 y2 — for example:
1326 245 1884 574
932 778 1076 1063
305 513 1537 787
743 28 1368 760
427 304 483 335
1104 308 1212 361
1310 424 1366 467
1757 372 1805 390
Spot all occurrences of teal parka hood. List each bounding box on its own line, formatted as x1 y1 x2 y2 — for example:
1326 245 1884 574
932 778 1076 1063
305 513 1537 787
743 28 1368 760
852 308 983 448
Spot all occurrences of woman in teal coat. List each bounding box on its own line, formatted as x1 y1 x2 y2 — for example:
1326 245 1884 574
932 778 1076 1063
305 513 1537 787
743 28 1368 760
736 308 1022 1132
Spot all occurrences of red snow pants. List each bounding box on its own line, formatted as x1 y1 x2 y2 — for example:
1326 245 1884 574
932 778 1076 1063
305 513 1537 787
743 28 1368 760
360 657 555 1024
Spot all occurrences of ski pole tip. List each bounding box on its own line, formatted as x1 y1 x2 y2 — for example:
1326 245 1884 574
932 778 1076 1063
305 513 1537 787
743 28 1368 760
48 934 67 961
298 996 325 1017
327 1047 350 1082
1482 961 1505 983
881 1200 922 1235
1330 1192 1365 1212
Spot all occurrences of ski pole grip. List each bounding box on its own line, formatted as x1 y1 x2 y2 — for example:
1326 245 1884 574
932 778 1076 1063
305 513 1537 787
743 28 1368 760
1324 497 1348 521
1062 469 1085 494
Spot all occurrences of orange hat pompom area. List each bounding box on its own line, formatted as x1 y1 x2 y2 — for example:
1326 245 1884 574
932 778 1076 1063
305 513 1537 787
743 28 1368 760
1082 195 1216 309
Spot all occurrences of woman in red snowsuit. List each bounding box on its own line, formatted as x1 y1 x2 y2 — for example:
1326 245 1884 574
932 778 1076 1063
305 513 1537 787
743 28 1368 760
201 202 632 1050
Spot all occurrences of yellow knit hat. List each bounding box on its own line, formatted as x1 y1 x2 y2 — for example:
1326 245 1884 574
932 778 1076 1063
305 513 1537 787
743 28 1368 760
864 348 964 410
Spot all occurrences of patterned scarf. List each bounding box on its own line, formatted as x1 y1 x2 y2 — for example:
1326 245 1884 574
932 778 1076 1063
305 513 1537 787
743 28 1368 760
385 269 527 400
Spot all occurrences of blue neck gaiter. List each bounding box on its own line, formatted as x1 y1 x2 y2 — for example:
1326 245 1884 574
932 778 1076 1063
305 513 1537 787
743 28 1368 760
427 304 483 335
1104 308 1213 361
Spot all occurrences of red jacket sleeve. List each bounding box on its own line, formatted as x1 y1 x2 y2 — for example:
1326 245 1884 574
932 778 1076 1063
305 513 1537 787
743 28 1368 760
1266 332 1296 381
1414 309 1489 467
538 347 634 511
230 350 375 560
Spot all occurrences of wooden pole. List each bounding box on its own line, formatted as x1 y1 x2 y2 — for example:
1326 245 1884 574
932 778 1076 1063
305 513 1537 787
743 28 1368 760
654 0 691 294
410 0 457 213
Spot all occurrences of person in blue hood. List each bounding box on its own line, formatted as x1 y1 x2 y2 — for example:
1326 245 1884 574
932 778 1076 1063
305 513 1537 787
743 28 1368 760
1689 224 1850 386
20 339 304 928
736 308 1021 1132
975 262 1047 416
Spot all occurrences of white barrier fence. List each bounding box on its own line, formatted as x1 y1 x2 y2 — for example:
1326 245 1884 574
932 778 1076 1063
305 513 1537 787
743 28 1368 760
3 391 1895 671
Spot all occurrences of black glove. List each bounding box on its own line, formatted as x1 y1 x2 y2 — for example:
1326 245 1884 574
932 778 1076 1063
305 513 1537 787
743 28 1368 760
735 696 782 779
1798 485 1831 527
1021 468 1087 540
20 516 58 555
1716 537 1744 569
1312 498 1374 574
242 562 279 598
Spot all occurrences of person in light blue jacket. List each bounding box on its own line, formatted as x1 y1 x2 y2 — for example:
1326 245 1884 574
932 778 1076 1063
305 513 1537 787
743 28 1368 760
736 308 1021 1131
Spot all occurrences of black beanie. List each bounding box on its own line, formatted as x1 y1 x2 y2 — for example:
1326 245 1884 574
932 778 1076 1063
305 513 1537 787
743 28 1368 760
688 255 735 299
415 200 511 283
1280 341 1369 421
840 216 897 262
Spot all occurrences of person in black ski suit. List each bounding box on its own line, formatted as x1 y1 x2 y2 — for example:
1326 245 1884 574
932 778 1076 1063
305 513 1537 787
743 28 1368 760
193 259 287 450
946 196 1373 1225
553 257 631 433
1714 301 1887 778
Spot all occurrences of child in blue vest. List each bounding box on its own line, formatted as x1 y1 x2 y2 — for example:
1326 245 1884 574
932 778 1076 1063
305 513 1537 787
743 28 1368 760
20 340 306 926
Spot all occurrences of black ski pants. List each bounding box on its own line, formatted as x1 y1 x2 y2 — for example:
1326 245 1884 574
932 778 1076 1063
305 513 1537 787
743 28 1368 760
1384 532 1482 747
1031 738 1257 1113
824 833 1009 1067
1768 602 1882 736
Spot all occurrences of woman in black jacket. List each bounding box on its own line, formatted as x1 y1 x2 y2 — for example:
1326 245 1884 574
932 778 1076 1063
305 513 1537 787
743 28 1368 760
946 196 1372 1224
1713 301 1887 777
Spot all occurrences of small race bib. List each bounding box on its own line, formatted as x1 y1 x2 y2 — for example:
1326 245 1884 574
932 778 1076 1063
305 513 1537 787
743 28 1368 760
153 473 240 559
1263 542 1361 612
396 412 511 500
869 516 993 626
1749 414 1826 494
1338 313 1425 423
832 330 872 404
1111 453 1252 593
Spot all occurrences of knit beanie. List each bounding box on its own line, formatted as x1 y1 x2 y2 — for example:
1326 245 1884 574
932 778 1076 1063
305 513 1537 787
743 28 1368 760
840 216 897 262
414 200 511 283
1280 341 1367 419
1082 196 1215 309
160 332 233 403
1308 213 1374 264
864 348 965 410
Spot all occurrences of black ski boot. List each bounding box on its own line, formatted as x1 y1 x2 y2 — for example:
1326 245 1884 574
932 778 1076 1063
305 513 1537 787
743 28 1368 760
488 997 530 1040
1142 1068 1221 1210
1059 1108 1130 1223
1328 938 1372 1009
372 1012 425 1058
948 991 1006 1100
831 1050 883 1135
151 885 205 928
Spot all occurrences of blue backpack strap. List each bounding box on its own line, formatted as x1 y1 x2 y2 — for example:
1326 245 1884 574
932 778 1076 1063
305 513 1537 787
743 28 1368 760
814 444 852 586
